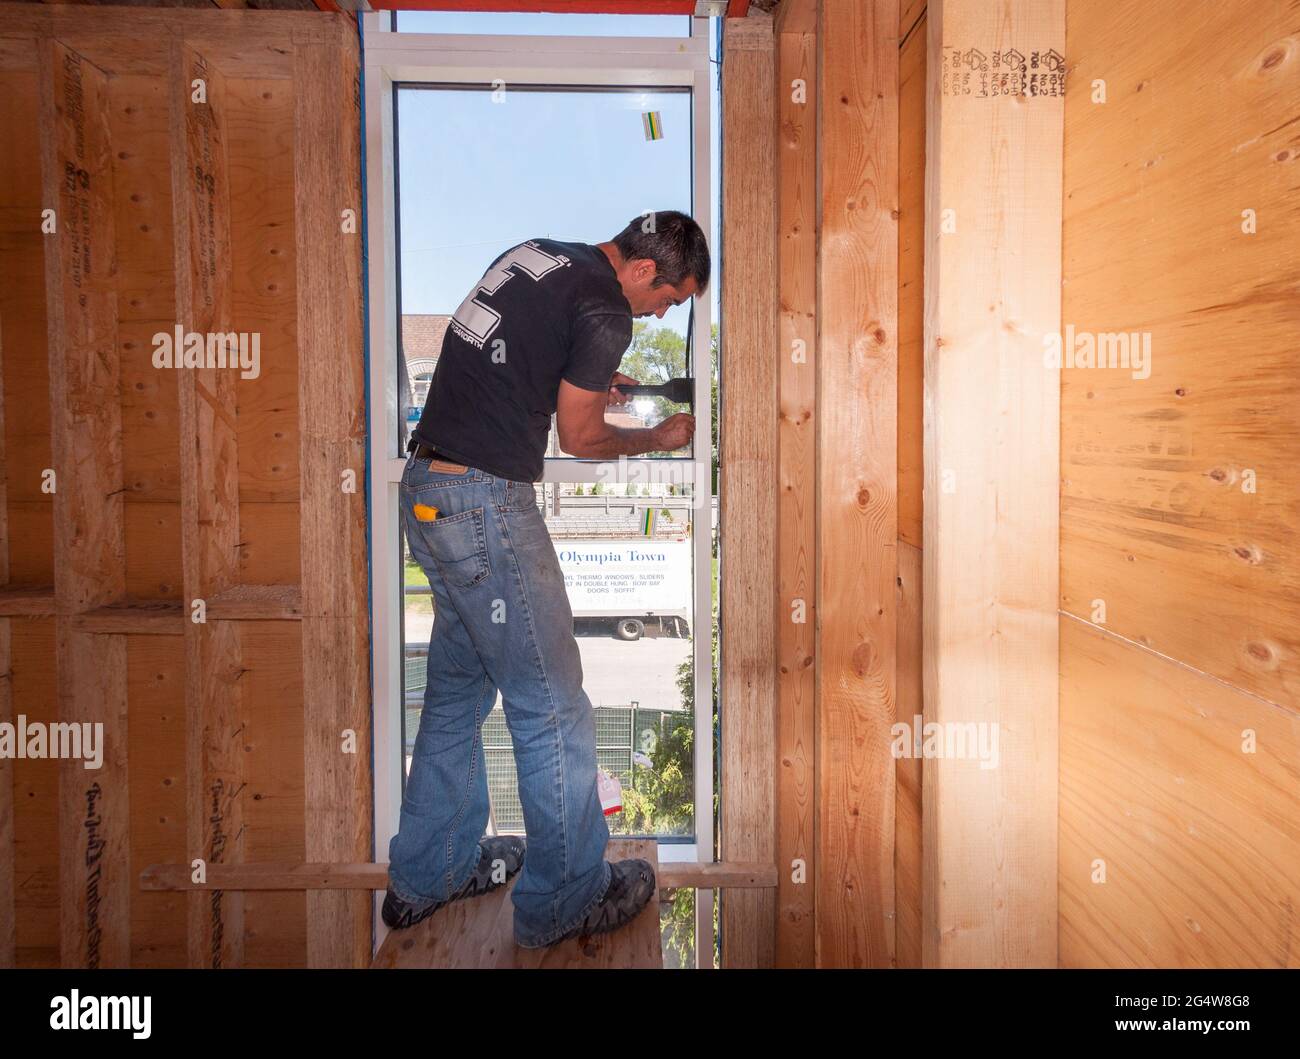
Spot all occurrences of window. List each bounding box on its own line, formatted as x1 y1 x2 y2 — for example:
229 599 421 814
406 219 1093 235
363 13 718 965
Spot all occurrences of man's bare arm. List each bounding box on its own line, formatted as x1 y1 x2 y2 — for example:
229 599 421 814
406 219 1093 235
556 379 693 458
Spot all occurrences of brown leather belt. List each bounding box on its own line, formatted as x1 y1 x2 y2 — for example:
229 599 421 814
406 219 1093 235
410 442 468 472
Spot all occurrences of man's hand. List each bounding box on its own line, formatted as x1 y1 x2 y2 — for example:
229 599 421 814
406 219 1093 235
651 412 694 452
607 371 639 406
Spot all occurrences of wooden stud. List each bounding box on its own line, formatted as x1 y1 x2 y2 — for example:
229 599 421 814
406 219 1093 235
921 0 1062 968
894 0 926 972
897 3 925 550
775 25 817 968
775 0 816 36
294 41 371 970
817 0 899 968
39 39 134 970
171 42 247 969
719 13 778 969
41 41 124 616
894 539 922 967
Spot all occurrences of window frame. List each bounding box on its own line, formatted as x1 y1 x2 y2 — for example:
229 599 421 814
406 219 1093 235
362 12 717 956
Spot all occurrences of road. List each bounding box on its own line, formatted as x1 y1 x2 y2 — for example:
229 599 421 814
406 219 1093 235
404 612 691 713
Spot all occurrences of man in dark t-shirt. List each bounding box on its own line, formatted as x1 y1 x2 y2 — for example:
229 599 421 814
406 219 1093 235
385 211 711 950
409 214 701 478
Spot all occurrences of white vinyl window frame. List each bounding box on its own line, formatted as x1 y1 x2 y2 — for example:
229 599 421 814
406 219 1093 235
362 13 717 958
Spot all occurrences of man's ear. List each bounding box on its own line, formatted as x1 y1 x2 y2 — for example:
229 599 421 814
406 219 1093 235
631 257 657 285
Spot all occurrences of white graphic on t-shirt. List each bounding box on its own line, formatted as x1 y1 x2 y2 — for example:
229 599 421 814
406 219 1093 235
450 242 568 349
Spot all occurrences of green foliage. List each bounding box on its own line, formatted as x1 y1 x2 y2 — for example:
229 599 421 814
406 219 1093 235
605 607 718 968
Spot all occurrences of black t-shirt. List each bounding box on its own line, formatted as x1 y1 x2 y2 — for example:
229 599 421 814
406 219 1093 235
410 237 633 483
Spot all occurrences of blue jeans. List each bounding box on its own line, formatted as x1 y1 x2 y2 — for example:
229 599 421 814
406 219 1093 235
388 452 612 947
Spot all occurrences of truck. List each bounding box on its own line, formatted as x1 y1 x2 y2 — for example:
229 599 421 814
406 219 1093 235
552 535 692 641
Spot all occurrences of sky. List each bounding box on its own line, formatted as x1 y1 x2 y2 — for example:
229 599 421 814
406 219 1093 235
390 11 722 341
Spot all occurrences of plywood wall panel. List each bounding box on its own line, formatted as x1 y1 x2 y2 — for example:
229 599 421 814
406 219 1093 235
10 618 59 968
124 500 184 600
239 620 307 968
126 635 187 967
1060 617 1300 968
1060 0 1300 969
237 500 302 585
1061 0 1300 709
0 64 53 586
227 76 300 507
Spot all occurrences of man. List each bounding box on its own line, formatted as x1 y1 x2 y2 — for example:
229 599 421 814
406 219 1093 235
384 211 710 949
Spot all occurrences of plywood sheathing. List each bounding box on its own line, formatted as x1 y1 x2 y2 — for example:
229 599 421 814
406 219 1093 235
0 34 55 966
1059 0 1300 967
921 0 1062 968
719 13 779 968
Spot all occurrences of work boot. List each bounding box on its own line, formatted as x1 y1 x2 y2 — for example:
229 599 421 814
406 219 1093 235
520 858 656 948
382 835 525 931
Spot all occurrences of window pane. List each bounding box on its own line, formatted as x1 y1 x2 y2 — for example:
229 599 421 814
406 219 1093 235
401 482 700 840
396 11 692 37
394 84 695 459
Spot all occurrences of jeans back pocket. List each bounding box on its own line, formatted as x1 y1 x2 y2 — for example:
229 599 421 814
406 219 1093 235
408 505 490 590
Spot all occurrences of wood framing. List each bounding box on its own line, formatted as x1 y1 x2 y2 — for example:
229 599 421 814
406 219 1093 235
171 40 247 970
719 12 778 969
894 0 927 972
774 21 817 969
293 39 370 970
921 0 1062 967
39 39 133 970
0 7 370 969
816 0 899 968
139 858 779 891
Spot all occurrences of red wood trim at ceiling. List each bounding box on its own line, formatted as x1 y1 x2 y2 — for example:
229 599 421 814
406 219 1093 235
369 1 753 15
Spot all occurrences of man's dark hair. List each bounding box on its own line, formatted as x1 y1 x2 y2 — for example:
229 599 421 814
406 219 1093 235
610 210 711 294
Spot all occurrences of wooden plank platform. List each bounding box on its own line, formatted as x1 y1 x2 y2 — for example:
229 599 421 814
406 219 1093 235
371 839 662 969
138 856 776 892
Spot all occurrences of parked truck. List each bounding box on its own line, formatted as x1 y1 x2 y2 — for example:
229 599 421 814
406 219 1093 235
553 536 692 640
